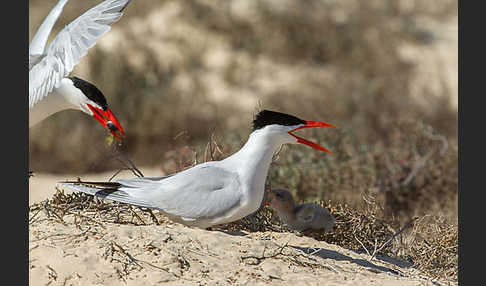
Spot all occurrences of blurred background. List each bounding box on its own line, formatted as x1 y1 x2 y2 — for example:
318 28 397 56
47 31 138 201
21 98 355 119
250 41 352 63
29 0 458 225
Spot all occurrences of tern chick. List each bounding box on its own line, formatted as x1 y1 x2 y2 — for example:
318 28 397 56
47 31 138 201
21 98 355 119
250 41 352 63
268 188 335 232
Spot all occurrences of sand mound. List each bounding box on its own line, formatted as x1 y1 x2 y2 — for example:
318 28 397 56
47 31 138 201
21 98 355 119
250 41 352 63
30 215 435 286
29 182 453 286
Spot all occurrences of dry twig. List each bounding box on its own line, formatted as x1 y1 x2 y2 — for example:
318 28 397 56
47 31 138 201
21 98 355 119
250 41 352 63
241 240 290 265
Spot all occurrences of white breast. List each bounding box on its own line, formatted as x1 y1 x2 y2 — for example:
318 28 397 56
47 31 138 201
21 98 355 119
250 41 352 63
29 78 81 127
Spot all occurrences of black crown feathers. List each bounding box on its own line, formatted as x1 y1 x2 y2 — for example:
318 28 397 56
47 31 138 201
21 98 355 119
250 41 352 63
252 110 306 131
70 76 108 111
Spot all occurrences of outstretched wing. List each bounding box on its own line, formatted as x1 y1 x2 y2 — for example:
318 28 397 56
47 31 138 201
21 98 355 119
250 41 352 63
29 0 131 108
60 163 243 222
29 0 69 57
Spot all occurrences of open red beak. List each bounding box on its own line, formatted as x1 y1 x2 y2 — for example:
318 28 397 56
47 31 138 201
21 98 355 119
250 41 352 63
87 104 126 142
288 120 338 154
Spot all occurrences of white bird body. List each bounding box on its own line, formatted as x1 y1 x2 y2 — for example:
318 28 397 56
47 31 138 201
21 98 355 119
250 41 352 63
61 110 338 229
29 0 129 138
29 78 88 127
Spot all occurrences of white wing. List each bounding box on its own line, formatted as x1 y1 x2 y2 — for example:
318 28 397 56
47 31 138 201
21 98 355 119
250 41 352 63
29 0 69 57
29 54 47 70
29 0 131 108
61 163 244 221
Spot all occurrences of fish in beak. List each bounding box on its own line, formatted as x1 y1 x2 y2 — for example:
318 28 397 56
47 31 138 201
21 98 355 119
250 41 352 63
87 104 126 142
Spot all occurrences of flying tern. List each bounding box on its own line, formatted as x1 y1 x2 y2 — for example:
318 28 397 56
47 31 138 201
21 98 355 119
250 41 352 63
60 110 338 229
29 0 131 141
267 188 336 232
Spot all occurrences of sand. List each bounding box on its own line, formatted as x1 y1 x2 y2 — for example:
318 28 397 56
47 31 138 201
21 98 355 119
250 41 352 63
28 169 453 286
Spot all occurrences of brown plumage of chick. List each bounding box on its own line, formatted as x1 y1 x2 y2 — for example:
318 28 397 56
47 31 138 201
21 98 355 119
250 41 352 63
267 188 335 232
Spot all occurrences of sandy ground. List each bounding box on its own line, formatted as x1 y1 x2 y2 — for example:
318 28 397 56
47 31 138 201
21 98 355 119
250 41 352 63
29 169 454 286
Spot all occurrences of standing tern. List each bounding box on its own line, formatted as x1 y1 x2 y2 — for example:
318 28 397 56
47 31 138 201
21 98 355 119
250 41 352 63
60 110 338 229
29 0 131 141
267 188 336 232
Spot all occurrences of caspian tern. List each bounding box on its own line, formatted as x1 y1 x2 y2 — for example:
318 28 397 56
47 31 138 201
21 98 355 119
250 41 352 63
60 110 338 229
29 0 131 141
267 188 336 232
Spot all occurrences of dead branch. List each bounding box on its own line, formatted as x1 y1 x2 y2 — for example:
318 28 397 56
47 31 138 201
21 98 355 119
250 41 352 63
29 208 43 225
139 207 160 225
110 143 144 179
379 130 449 193
128 205 147 225
371 217 418 260
43 200 65 223
241 240 290 265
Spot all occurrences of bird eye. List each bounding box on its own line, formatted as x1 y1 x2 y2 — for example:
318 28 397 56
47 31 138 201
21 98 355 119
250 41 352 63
106 121 118 132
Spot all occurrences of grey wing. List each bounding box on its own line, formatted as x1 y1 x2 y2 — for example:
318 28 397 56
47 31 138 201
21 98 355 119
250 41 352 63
117 165 243 221
61 164 243 221
29 0 131 108
29 0 69 57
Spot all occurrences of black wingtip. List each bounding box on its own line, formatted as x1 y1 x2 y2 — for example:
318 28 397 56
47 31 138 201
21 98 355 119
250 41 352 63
59 180 121 189
120 0 132 12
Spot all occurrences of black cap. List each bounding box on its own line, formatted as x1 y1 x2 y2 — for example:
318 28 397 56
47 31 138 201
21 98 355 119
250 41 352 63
252 110 306 131
70 76 108 110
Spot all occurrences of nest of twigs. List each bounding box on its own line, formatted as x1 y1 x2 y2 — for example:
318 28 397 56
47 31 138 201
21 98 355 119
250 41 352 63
29 188 170 228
